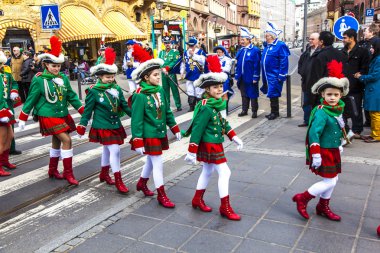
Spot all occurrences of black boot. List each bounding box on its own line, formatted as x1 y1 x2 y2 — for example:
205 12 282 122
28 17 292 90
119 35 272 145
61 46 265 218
266 98 280 120
239 96 249 117
188 96 195 112
251 98 258 118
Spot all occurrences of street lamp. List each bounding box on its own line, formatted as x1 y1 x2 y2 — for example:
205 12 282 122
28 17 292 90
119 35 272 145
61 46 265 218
156 1 163 20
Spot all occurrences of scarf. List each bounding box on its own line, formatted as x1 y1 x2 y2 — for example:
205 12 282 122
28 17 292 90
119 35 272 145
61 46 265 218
139 81 160 94
305 98 345 163
182 96 226 137
92 80 115 91
40 69 63 80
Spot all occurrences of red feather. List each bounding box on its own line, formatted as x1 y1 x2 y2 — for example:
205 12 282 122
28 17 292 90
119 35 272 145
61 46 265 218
50 36 62 57
327 60 345 78
104 47 116 65
206 55 222 73
132 44 152 63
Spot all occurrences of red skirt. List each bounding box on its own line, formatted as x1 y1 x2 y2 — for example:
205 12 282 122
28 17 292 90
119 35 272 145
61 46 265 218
38 115 76 136
197 142 227 164
89 127 127 145
131 136 169 155
309 147 341 178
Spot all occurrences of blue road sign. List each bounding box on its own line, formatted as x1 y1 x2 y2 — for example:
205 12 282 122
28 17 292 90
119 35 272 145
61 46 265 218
333 16 359 40
40 5 61 30
366 8 374 17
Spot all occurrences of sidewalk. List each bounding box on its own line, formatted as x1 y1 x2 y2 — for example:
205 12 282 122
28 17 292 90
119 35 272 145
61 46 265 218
60 107 380 253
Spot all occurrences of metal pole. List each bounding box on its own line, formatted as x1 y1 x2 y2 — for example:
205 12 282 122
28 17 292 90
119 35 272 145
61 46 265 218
77 72 82 100
286 75 291 118
302 0 308 51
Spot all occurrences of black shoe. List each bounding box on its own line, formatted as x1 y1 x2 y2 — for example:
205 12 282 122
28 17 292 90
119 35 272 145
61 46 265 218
267 113 279 120
188 107 194 112
177 108 182 112
9 150 22 155
251 112 257 118
238 111 248 117
298 123 308 127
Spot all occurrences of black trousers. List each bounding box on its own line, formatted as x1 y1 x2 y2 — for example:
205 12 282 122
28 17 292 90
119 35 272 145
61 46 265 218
240 80 258 112
343 93 364 134
18 82 30 103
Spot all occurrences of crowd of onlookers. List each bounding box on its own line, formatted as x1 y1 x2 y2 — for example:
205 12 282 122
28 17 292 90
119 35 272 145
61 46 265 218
298 23 380 144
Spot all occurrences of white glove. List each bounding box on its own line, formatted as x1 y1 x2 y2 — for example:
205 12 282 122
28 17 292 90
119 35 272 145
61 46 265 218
10 92 19 100
135 147 145 155
184 152 197 165
162 68 168 75
18 120 26 131
0 117 9 123
232 136 243 151
339 146 343 155
175 132 182 141
312 154 322 168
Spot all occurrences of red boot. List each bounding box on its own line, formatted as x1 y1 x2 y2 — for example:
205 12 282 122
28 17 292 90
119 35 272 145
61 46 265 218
114 172 129 193
0 166 11 177
136 177 154 196
48 157 63 179
292 191 315 219
157 185 175 208
62 157 79 185
316 198 341 221
219 195 241 220
1 149 16 169
99 166 115 185
192 189 212 212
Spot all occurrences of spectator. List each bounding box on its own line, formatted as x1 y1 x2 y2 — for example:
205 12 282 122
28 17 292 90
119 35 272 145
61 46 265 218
306 31 347 107
77 59 90 80
4 50 11 66
19 51 34 102
10 46 23 83
144 43 153 57
341 29 371 141
261 22 290 120
31 53 43 73
354 39 380 143
27 44 35 55
298 33 320 127
359 23 380 127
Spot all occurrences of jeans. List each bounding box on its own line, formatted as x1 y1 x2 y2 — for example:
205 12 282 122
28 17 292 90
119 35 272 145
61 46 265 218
343 93 364 134
302 92 312 124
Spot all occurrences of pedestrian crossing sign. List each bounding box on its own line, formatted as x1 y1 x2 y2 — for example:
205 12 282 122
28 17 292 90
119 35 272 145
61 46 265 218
40 5 61 30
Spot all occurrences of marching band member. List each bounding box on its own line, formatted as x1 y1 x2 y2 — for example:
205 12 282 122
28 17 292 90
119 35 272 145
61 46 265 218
77 48 131 194
235 27 261 118
18 36 84 185
184 55 244 220
130 49 181 208
159 35 182 111
293 60 348 221
213 45 233 113
261 22 290 120
0 51 18 177
123 40 141 93
180 37 207 112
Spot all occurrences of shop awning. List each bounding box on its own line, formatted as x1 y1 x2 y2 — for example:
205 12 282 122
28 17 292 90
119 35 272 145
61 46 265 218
103 11 147 42
59 5 114 42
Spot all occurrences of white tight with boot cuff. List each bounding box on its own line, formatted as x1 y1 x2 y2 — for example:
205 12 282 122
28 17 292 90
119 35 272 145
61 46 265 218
308 176 339 199
195 162 231 198
101 144 120 173
140 155 163 188
50 148 61 158
61 149 73 159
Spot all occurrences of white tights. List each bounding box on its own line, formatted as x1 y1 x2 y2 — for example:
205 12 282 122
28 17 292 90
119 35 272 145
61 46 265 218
308 176 339 199
140 155 164 188
196 162 231 198
101 145 120 173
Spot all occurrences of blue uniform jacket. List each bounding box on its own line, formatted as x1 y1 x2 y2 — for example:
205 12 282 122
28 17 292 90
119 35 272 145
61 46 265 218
261 39 290 98
182 49 206 81
235 44 261 98
360 55 380 111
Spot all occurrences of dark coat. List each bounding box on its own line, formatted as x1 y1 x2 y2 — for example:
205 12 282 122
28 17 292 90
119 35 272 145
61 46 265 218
341 44 370 94
20 58 34 83
306 46 348 94
298 46 320 92
359 56 380 111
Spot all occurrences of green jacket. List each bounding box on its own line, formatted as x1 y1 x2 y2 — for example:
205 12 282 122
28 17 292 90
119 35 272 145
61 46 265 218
79 84 131 129
0 72 18 110
131 85 179 148
20 72 83 119
188 105 235 153
308 109 343 150
159 49 180 72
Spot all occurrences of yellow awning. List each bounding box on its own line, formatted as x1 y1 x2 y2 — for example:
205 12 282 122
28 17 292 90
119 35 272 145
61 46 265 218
59 5 114 42
103 11 147 42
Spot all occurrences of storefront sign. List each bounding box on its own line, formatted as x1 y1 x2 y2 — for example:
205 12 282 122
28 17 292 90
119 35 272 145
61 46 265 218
217 39 231 52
